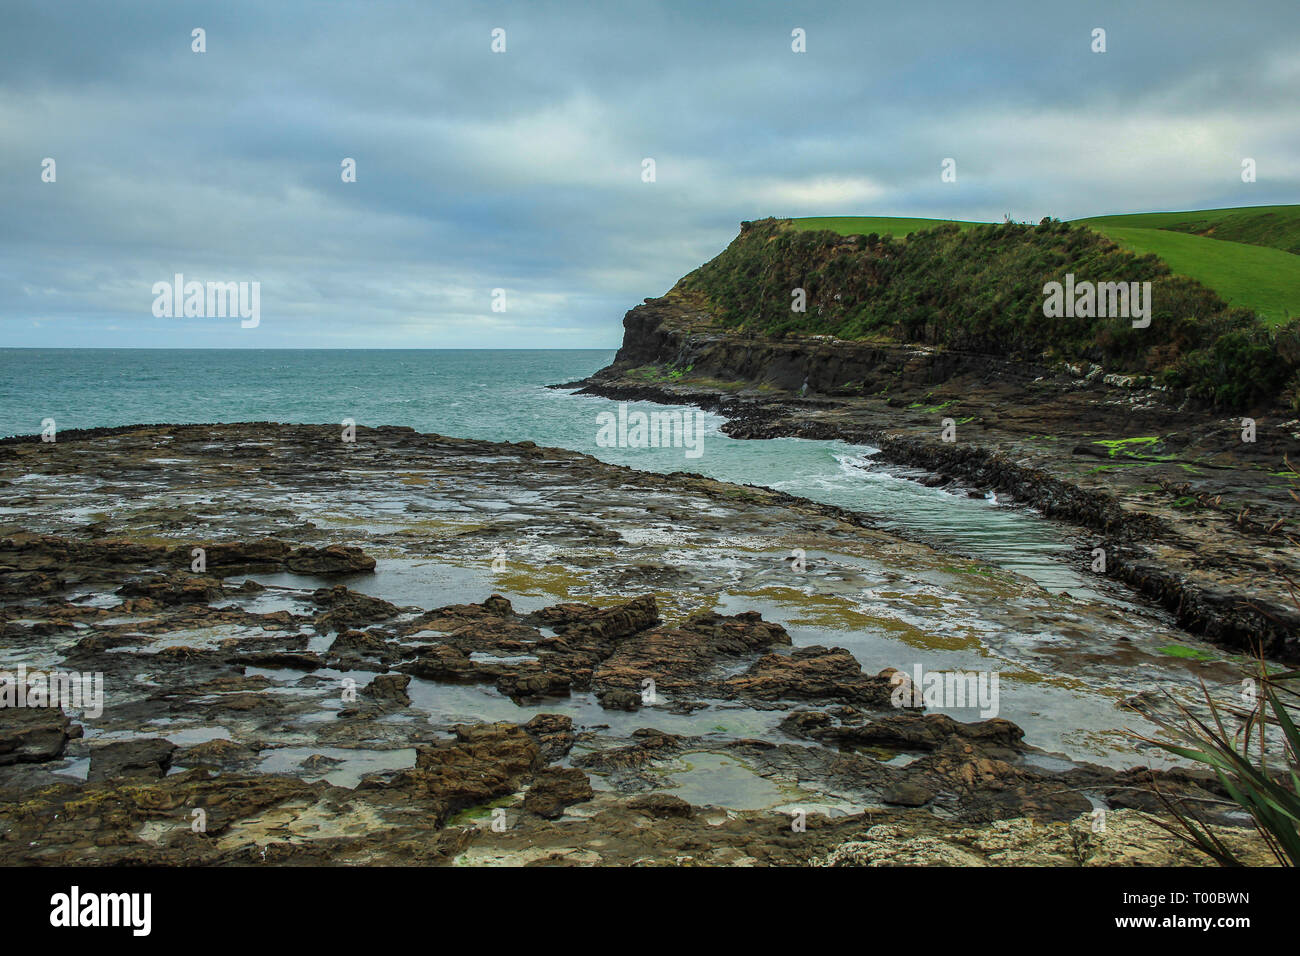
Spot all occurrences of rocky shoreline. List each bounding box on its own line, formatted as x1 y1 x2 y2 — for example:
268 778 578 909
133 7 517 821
570 293 1300 662
0 422 1277 865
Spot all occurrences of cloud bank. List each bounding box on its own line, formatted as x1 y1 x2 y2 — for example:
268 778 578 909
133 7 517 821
2 0 1297 347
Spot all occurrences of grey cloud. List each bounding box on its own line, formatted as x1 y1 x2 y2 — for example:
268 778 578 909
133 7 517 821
1 0 1297 347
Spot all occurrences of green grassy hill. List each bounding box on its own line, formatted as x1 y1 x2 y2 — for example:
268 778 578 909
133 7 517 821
790 216 981 238
790 207 1300 325
1077 206 1300 254
674 213 1300 409
1076 207 1300 325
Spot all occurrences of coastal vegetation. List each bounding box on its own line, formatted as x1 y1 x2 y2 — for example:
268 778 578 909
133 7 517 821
1079 221 1300 326
1142 658 1300 865
673 209 1300 409
1078 205 1300 255
791 205 1300 324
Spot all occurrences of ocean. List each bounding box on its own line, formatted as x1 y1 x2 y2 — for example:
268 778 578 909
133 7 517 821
0 348 1088 591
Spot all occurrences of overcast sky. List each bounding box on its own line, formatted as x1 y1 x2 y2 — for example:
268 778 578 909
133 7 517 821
2 0 1297 348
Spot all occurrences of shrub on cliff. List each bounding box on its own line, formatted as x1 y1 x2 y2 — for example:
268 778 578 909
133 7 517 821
673 218 1294 409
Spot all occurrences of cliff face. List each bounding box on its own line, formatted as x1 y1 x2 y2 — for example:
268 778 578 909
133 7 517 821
600 292 1049 399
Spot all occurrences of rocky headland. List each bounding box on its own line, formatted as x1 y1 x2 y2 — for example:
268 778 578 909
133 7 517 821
569 222 1300 663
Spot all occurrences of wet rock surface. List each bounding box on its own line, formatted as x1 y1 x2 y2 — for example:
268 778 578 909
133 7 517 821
0 707 72 765
0 423 1274 865
88 737 176 781
812 809 1274 867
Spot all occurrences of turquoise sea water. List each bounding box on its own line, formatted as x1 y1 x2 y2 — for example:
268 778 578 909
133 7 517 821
0 348 1089 591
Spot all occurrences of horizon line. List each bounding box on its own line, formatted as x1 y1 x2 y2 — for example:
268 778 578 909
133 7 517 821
0 346 618 351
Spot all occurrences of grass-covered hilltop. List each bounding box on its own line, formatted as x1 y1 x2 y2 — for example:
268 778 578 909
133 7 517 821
670 205 1300 409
